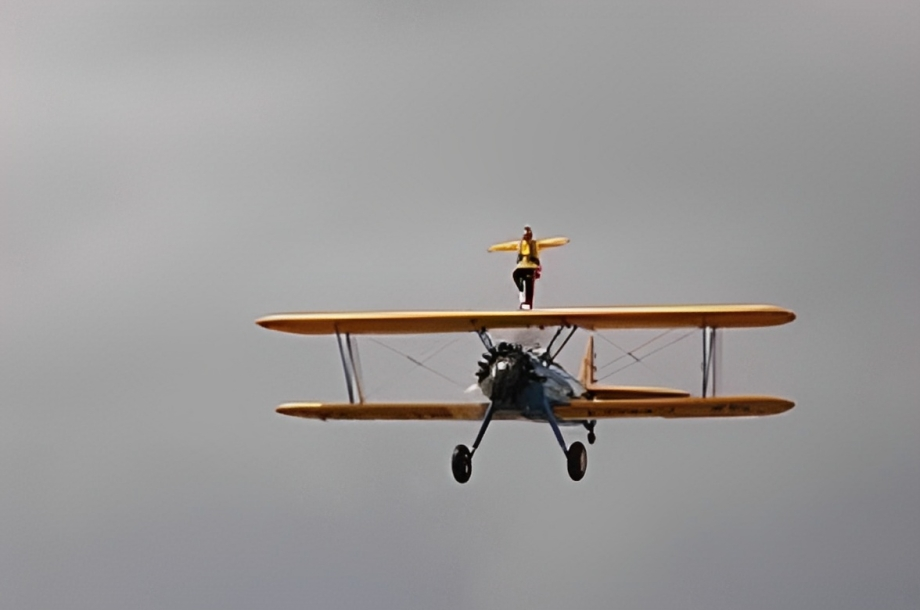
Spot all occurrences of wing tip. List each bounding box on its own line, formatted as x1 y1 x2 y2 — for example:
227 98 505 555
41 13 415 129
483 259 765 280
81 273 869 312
776 398 796 413
256 314 303 334
255 315 278 329
276 403 328 420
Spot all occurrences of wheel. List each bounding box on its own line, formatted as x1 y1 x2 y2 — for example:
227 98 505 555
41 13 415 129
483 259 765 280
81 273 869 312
451 444 472 484
587 431 596 445
566 441 587 481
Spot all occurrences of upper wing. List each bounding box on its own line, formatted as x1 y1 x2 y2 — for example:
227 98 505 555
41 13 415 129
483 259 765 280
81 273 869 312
275 395 793 421
488 236 570 252
256 304 795 336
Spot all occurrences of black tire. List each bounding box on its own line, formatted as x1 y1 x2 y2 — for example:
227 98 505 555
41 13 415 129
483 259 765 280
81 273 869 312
566 441 587 481
451 444 472 484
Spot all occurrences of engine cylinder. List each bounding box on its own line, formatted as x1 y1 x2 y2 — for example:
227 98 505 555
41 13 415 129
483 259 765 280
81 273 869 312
476 342 534 404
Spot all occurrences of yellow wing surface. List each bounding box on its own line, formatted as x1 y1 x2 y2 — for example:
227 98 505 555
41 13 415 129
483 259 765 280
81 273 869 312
276 396 793 421
256 305 795 336
488 236 570 252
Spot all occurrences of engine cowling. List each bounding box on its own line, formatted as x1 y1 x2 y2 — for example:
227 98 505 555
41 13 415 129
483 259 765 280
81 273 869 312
475 342 539 404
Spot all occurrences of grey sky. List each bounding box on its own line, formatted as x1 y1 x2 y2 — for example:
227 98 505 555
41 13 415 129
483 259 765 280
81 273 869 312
2 1 918 609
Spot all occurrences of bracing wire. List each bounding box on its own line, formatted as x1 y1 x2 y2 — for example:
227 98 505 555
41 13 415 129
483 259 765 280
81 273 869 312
595 329 675 370
366 336 467 393
595 329 695 382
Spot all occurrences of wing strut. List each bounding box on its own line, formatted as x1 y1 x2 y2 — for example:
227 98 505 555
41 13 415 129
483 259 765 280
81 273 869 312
335 330 365 404
346 333 365 403
476 329 494 351
701 327 718 397
547 326 578 363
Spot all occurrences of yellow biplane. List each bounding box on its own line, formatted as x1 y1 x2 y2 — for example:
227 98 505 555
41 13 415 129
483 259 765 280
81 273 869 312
257 304 795 483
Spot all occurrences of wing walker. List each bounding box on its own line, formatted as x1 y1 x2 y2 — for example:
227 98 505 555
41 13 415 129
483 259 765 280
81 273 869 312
487 225 570 309
257 230 796 483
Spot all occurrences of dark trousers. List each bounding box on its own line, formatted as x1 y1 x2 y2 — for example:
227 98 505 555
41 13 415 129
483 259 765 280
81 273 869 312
512 268 536 306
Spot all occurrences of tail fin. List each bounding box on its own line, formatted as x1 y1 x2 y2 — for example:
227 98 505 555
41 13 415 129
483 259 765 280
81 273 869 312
578 335 596 388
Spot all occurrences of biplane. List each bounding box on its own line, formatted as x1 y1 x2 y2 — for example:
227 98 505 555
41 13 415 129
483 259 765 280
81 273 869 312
257 305 796 483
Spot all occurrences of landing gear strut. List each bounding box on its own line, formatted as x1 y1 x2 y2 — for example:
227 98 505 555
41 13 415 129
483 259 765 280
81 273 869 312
450 399 500 483
540 396 588 482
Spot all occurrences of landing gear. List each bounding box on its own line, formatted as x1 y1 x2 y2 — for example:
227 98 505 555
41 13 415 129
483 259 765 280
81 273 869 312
451 444 472 483
566 441 587 481
583 420 597 445
456 337 595 483
449 400 499 484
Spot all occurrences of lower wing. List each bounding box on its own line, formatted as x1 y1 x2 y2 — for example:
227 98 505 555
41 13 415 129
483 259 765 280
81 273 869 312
277 402 490 420
275 396 792 421
556 396 793 419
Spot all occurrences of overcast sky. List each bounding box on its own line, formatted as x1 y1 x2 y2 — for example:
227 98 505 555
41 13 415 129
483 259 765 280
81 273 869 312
2 1 918 609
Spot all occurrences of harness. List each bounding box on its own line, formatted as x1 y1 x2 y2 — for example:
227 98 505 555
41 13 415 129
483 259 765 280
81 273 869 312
517 239 540 265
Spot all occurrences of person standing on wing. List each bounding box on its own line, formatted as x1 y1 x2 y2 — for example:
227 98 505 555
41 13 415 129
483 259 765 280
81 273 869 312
513 225 541 310
489 228 567 309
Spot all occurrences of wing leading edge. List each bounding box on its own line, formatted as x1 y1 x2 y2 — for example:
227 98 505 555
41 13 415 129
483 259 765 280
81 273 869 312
257 304 795 336
276 396 793 421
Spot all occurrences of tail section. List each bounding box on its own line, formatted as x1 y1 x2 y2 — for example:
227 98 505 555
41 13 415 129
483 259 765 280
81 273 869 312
578 334 691 400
